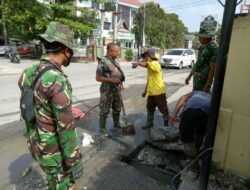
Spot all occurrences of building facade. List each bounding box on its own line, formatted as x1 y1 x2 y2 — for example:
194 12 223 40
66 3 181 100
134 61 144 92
75 0 141 48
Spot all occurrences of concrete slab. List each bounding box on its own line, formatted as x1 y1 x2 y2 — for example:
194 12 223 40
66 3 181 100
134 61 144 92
77 151 166 190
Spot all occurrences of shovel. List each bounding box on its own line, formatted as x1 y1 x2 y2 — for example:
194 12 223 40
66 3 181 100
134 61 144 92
119 93 136 136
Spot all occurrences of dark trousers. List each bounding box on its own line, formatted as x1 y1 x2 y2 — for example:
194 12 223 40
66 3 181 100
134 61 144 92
147 93 169 119
179 108 208 149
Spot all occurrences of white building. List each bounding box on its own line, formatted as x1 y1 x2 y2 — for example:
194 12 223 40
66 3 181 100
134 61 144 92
75 0 141 48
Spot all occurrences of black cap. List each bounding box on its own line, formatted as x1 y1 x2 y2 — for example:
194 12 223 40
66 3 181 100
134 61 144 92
141 49 156 59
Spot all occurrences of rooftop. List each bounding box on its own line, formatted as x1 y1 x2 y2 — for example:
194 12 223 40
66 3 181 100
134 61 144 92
119 0 142 7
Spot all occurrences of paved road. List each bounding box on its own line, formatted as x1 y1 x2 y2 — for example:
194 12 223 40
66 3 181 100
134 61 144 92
0 57 192 127
0 57 193 189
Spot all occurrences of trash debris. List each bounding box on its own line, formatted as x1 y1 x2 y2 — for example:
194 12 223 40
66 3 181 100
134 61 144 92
137 144 168 165
148 141 185 152
148 126 180 142
81 132 94 147
178 170 199 190
207 169 250 190
20 167 31 178
136 144 184 174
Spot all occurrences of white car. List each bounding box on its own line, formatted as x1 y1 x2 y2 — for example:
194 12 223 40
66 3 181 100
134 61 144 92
160 48 196 69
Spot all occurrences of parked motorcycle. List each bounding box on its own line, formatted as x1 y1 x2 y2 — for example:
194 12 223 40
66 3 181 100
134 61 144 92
6 46 21 64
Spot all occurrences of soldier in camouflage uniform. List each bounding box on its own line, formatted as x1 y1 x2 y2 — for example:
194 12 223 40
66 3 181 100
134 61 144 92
96 43 125 132
18 22 82 190
185 15 219 92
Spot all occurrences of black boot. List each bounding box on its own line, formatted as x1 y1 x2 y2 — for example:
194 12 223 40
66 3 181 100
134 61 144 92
99 116 106 130
163 113 169 127
164 119 169 127
112 112 121 128
142 112 154 129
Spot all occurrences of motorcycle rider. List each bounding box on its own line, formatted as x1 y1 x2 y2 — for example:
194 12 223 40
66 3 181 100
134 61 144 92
7 45 20 63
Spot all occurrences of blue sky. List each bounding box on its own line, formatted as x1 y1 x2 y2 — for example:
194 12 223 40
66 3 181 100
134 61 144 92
148 0 242 32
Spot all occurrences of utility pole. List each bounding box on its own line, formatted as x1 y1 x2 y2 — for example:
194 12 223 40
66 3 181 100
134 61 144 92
199 0 238 189
100 2 105 46
142 0 146 49
113 0 118 44
1 0 7 45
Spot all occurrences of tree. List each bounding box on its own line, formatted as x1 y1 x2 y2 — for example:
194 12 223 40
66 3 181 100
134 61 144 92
0 0 98 42
0 0 49 41
164 13 188 48
133 3 187 49
48 2 98 39
132 9 144 49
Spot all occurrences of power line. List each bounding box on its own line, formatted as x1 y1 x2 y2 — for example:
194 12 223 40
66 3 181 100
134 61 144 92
165 0 214 9
164 0 217 11
165 1 216 11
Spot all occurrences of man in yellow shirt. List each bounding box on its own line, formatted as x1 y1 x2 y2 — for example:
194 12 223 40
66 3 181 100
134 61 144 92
132 49 169 128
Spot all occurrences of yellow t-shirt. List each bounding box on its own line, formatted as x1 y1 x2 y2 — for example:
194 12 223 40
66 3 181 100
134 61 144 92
146 60 166 96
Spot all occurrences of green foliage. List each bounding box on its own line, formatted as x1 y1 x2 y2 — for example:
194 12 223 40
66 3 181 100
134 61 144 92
48 3 98 38
133 3 188 49
0 0 98 42
215 27 221 38
1 0 49 41
125 48 134 61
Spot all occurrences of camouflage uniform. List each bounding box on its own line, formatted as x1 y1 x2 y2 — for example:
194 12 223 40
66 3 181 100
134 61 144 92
192 15 219 90
18 22 82 190
192 41 218 90
96 57 123 129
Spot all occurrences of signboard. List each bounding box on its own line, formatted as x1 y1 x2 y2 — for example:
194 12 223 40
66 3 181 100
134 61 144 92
184 34 195 41
73 48 86 57
200 15 218 35
241 0 250 12
117 32 131 40
92 29 101 36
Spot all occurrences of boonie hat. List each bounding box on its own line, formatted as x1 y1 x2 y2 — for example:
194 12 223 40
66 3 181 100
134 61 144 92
39 22 75 51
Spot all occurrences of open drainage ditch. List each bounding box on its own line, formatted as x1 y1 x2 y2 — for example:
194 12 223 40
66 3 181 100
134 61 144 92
121 142 188 189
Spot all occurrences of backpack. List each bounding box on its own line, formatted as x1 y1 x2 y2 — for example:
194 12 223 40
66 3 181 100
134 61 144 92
20 66 55 122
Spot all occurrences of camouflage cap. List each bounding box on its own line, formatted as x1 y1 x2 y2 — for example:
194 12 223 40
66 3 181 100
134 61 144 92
39 22 75 50
198 15 218 38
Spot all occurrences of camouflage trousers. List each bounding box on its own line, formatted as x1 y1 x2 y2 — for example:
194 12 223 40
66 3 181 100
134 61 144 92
99 83 121 128
193 74 207 91
41 165 74 190
27 139 74 190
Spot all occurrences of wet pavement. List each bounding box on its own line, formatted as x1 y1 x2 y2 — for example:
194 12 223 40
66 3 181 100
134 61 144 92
0 81 188 190
3 67 247 189
0 57 197 189
1 57 249 189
